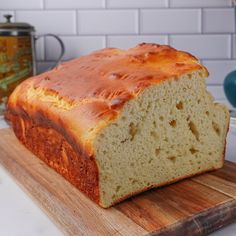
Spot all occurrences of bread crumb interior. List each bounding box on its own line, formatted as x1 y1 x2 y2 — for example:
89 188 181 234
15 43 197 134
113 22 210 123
94 72 229 208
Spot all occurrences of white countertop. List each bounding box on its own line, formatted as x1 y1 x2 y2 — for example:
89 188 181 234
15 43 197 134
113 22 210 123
0 118 235 236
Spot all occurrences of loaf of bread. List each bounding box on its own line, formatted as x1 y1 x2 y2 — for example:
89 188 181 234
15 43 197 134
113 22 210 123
7 43 229 208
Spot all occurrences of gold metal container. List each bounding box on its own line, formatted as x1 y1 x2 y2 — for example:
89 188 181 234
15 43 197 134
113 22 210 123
0 15 64 115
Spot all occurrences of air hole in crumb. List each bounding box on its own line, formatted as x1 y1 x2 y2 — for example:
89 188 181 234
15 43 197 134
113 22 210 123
115 186 121 192
130 162 134 167
208 152 212 156
188 121 199 141
148 158 154 164
103 175 109 181
190 147 199 154
167 156 177 163
153 120 157 128
89 127 94 132
121 116 126 121
159 116 164 121
121 138 129 144
169 120 177 128
150 131 158 139
129 122 139 141
129 178 138 185
206 111 209 116
164 137 168 142
199 72 203 77
176 101 183 110
155 148 160 156
212 121 221 136
197 99 201 104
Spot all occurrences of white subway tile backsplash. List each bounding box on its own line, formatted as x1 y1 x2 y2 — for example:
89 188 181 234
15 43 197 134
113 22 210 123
140 9 201 34
203 60 236 85
78 10 138 35
203 9 234 33
170 0 232 8
170 35 231 59
0 0 43 10
0 11 15 22
207 85 227 101
233 35 236 59
107 0 168 8
107 35 167 49
45 0 105 9
206 86 233 110
2 0 234 101
16 11 76 35
45 36 105 60
206 85 232 110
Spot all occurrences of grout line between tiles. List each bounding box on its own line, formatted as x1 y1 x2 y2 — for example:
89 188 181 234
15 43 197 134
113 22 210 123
105 35 108 47
167 0 170 8
7 7 233 11
43 36 46 62
200 8 203 33
75 10 78 35
44 33 233 37
231 33 234 59
137 9 140 34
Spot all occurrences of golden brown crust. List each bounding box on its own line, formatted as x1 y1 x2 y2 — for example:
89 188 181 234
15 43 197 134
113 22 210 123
8 113 100 204
7 43 210 207
7 43 208 155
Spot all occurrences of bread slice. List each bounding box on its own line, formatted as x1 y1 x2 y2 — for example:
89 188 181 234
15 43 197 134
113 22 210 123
7 43 230 208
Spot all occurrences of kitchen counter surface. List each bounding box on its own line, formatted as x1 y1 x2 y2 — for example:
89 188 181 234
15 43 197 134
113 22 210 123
0 117 235 236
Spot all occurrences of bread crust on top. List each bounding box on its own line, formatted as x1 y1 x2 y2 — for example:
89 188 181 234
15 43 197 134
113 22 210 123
7 43 209 206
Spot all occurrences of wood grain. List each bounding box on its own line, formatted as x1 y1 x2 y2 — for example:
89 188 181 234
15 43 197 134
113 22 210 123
0 128 236 236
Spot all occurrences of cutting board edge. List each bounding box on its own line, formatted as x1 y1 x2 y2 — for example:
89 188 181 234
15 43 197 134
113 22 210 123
147 199 236 236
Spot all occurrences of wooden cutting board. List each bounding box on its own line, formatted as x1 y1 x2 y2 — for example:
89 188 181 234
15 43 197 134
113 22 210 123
0 128 236 236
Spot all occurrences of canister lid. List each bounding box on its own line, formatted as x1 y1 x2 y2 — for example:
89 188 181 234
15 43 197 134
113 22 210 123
0 15 35 34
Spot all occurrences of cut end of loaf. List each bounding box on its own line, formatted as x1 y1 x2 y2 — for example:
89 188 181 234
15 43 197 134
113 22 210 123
94 71 229 208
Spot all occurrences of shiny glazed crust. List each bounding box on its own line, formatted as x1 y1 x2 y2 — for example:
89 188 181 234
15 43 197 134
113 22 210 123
7 43 210 206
